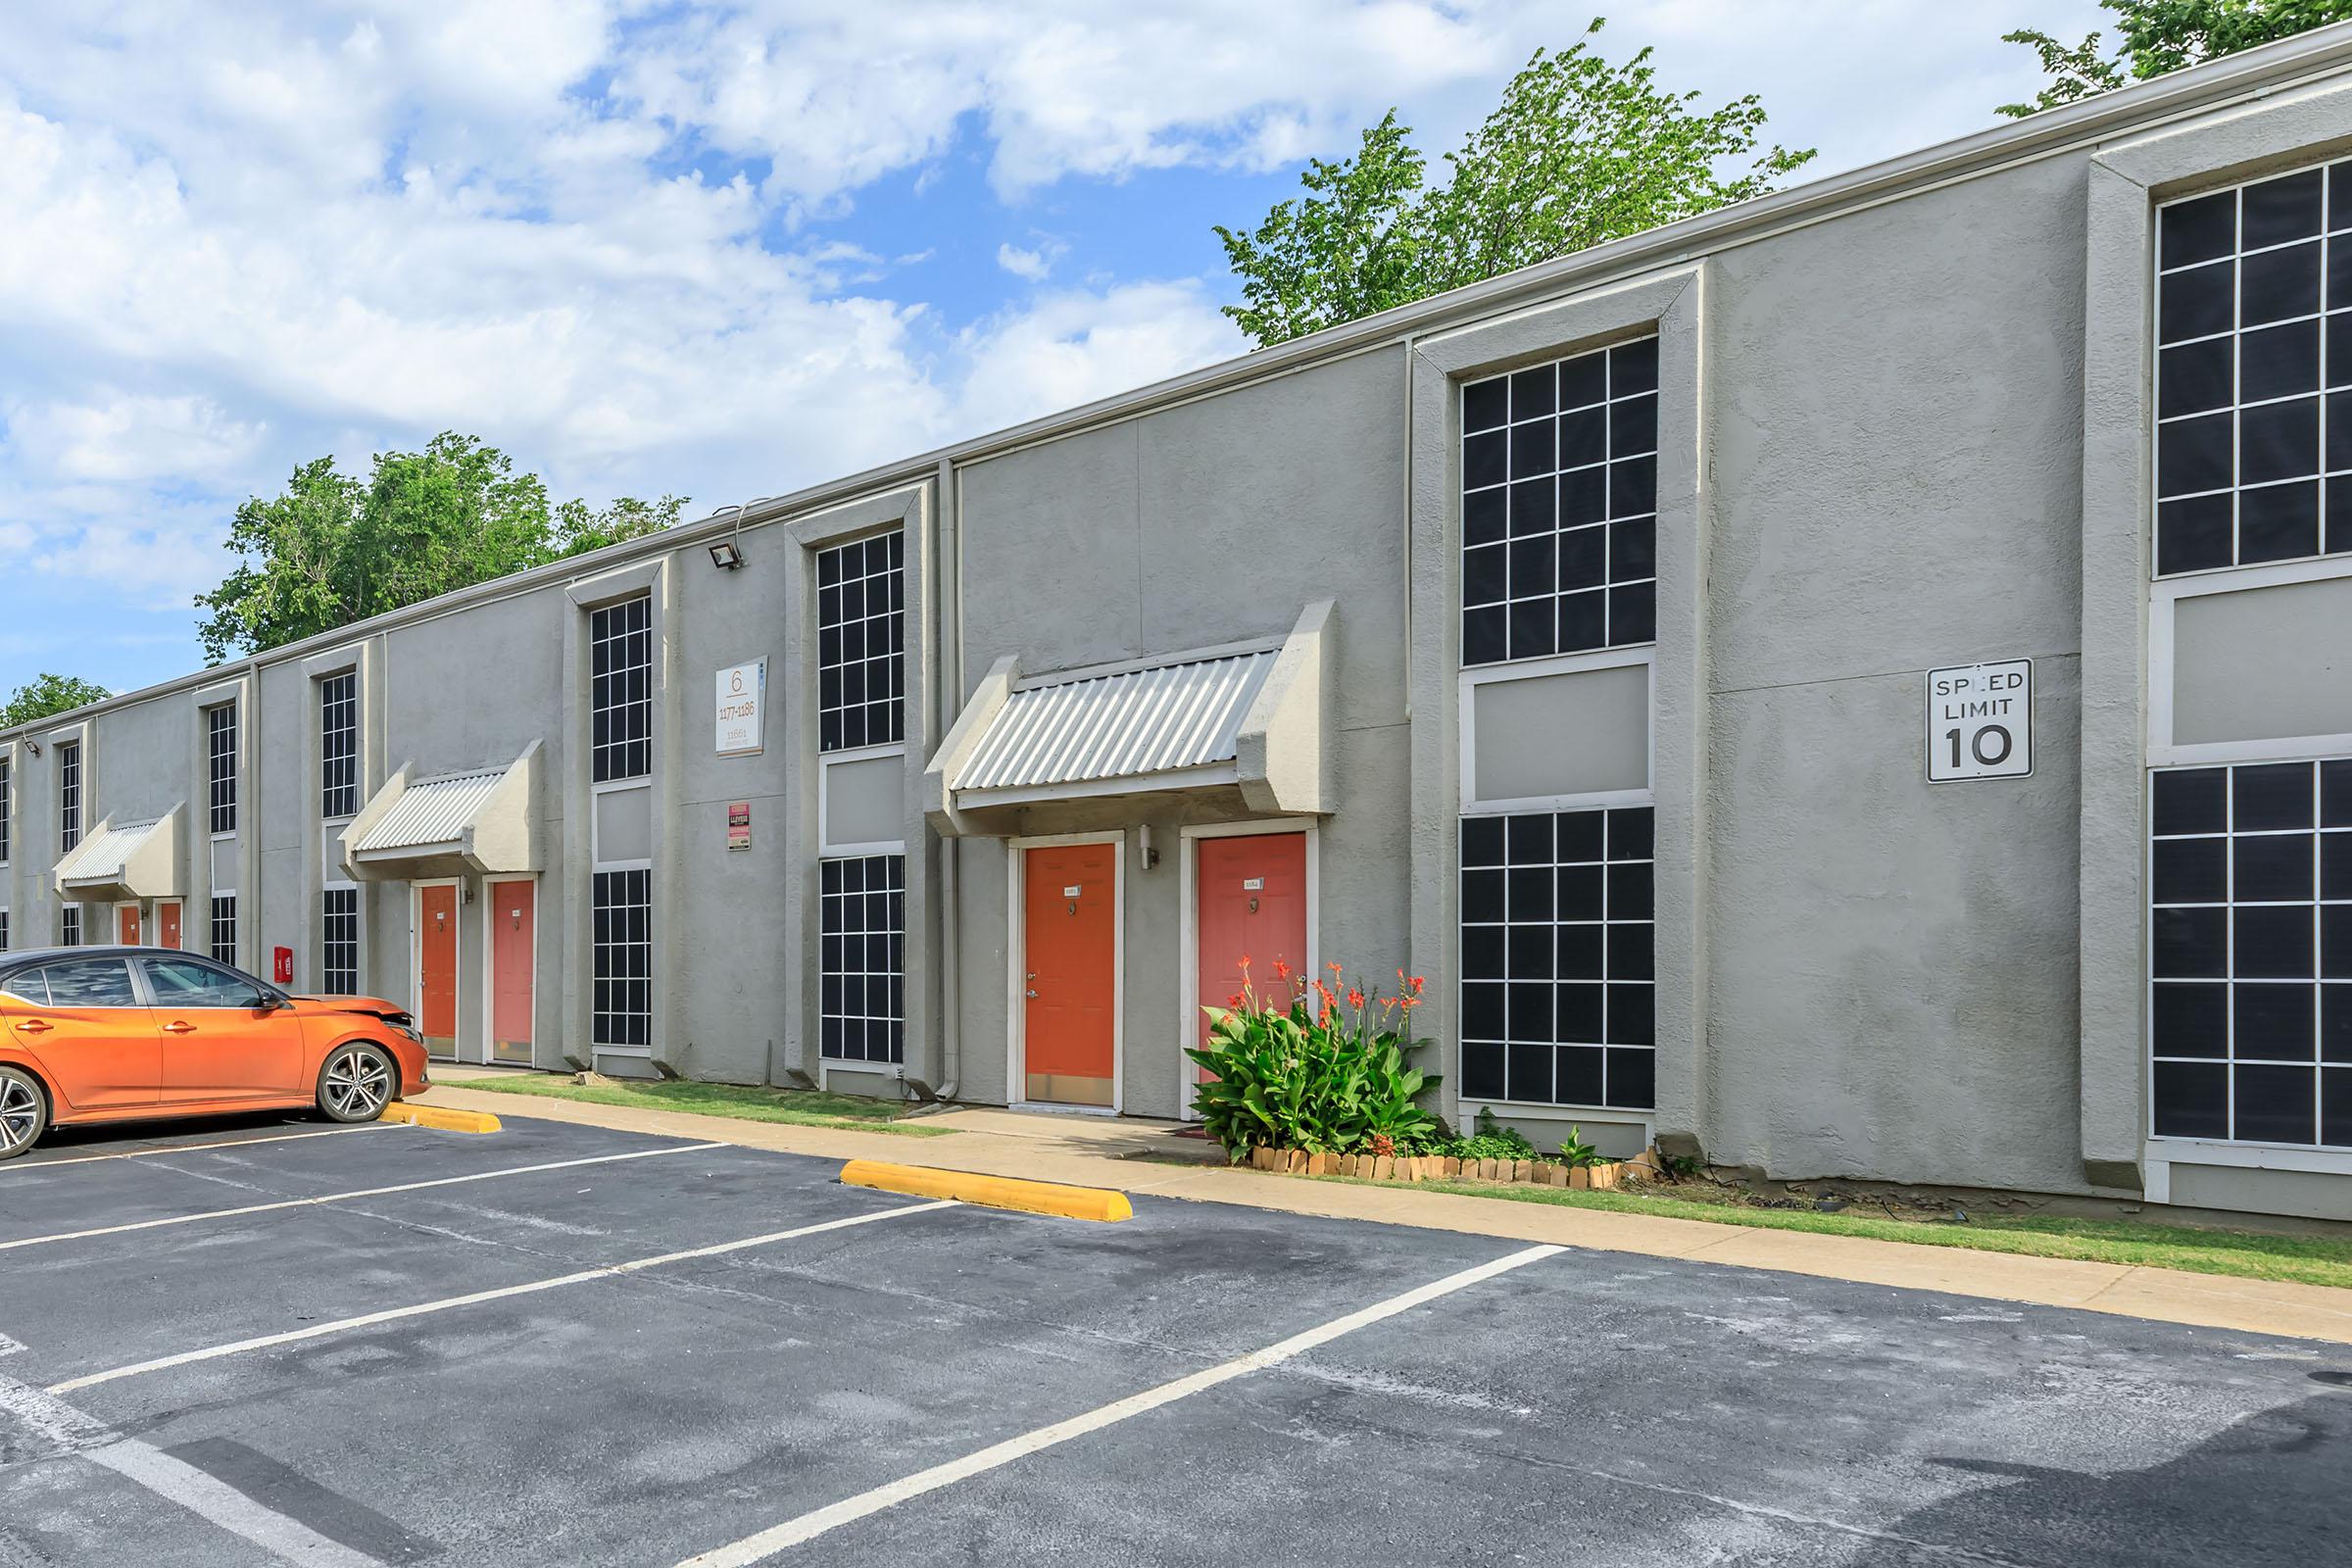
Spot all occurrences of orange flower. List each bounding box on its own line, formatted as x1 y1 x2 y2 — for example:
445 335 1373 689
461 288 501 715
1328 960 1344 975
1348 987 1366 1008
1238 954 1251 970
1227 992 1243 1007
1408 975 1426 995
1272 957 1291 981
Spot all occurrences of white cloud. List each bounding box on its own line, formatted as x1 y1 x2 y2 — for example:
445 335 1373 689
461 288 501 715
954 280 1243 431
996 240 1057 281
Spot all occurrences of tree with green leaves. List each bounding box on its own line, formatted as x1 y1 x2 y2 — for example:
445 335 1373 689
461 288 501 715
2000 0 2352 117
1213 20 1814 348
195 433 686 663
0 673 112 729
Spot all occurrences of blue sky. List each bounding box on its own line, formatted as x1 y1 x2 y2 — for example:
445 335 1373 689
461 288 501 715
0 0 2104 699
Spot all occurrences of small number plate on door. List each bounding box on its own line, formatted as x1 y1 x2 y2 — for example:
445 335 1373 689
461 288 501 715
1062 885 1081 898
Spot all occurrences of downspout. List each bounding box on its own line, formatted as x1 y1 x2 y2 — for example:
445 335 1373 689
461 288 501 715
933 456 963 1101
1401 329 1417 723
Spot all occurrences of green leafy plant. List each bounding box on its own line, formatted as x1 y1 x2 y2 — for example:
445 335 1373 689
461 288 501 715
1188 961 1439 1160
1556 1126 1603 1168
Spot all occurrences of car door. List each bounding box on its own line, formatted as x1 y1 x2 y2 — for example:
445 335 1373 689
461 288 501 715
3 958 162 1112
141 956 307 1102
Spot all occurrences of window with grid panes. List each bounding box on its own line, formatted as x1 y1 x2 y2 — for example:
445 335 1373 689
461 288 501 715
1461 338 1658 665
2149 760 2352 1148
592 868 652 1046
0 912 9 952
210 894 237 967
590 596 652 783
2155 160 2352 573
58 742 79 854
61 906 80 948
1459 807 1654 1109
207 704 237 834
321 887 358 994
816 531 905 752
0 755 11 863
320 674 358 818
820 855 905 1064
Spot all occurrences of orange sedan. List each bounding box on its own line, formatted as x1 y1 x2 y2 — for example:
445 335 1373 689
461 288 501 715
0 946 431 1159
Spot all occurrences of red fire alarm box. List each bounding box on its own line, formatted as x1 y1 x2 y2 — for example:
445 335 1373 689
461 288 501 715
272 946 294 986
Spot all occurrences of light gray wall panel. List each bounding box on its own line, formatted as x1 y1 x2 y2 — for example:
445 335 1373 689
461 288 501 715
1472 664 1648 802
594 785 653 863
822 754 904 851
2172 575 2352 745
385 587 565 776
959 422 1143 681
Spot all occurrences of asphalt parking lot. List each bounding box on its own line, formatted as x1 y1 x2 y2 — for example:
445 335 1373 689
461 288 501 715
2 1115 2348 1567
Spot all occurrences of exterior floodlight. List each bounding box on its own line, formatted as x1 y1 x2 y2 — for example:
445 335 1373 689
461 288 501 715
709 538 745 570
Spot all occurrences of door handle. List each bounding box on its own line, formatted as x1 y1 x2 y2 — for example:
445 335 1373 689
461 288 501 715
164 1021 196 1034
18 1020 51 1034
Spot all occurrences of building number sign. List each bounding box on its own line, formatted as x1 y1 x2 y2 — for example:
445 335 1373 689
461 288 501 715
1925 659 2033 784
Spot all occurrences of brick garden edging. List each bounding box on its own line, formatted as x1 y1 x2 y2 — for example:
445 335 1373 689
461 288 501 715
1245 1146 1661 1190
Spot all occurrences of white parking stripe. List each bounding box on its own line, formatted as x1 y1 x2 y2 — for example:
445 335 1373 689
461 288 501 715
85 1441 389 1568
1 1122 410 1173
47 1199 959 1396
674 1243 1566 1566
0 1142 725 1252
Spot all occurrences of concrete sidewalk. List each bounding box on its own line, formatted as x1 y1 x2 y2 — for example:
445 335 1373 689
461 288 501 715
414 1075 2352 1346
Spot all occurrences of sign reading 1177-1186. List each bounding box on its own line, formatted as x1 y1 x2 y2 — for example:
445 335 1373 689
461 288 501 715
1925 659 2033 783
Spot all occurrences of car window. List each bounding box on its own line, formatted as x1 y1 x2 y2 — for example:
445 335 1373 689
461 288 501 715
143 958 266 1009
0 971 49 1006
38 959 141 1008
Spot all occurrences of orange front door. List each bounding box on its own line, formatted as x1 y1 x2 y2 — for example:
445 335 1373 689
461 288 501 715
490 881 535 1064
117 906 141 946
1023 841 1117 1106
1197 833 1308 1049
418 885 459 1055
157 903 182 951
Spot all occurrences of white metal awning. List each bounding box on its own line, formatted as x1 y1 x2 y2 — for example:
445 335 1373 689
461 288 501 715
340 743 543 878
924 603 1336 829
956 649 1276 803
54 806 183 902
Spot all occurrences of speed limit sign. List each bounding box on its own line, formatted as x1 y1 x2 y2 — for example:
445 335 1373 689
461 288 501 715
1926 660 2033 783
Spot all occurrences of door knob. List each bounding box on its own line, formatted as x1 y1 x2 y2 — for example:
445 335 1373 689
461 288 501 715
1026 989 1039 999
19 1020 50 1034
164 1021 196 1034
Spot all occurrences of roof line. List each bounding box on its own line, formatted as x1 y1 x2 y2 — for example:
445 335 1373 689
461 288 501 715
13 24 2352 741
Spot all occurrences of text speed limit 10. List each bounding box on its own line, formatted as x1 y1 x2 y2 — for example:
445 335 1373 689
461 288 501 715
1925 659 2033 783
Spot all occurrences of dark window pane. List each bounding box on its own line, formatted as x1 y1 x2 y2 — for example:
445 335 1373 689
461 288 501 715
1459 1041 1505 1100
2328 391 2352 472
2235 983 2316 1059
1505 812 1553 864
2233 1062 2316 1144
2235 762 2315 830
1610 394 1656 459
2158 335 2234 418
1506 982 1550 1043
2156 493 2233 574
1463 605 1508 666
2326 762 2352 827
1513 485 1556 543
2326 833 2352 900
1464 486 1507 547
1463 430 1506 490
2239 318 2321 401
1462 924 1504 980
1463 544 1507 607
2156 410 2232 497
1607 808 1653 861
2330 478 2352 555
1608 516 1655 580
1510 365 1556 420
1555 925 1603 980
2238 481 2320 564
2158 260 2232 343
2239 397 2320 485
1559 407 1606 467
1508 597 1557 660
2237 905 2316 979
1554 981 1602 1041
2161 190 2235 269
2239 240 2321 325
1555 865 1603 921
2234 833 2315 902
1508 535 1555 603
1557 590 1605 652
1461 867 1505 923
1608 582 1656 646
1603 1047 1654 1109
2152 906 2228 978
1505 1042 1553 1102
1506 867 1553 923
1605 984 1653 1046
2327 989 2352 1063
1461 980 1505 1039
2152 1059 2230 1138
2325 1067 2352 1148
2242 170 2324 249
2151 982 2230 1057
1607 862 1654 921
1558 525 1606 591
1554 1044 1604 1103
1559 351 1607 409
1560 465 1606 526
1609 456 1656 518
1555 810 1604 862
1509 416 1555 479
2151 837 2228 905
2329 316 2352 389
1610 337 1659 395
1461 815 1505 867
2328 906 2352 979
1463 377 1508 433
1606 922 1653 981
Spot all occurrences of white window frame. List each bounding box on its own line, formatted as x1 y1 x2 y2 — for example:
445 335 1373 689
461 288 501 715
318 670 360 822
209 891 238 969
815 850 908 1082
589 858 654 1058
2147 555 2352 767
0 748 13 868
1457 645 1655 814
205 702 238 839
817 741 907 858
319 882 362 996
1176 818 1319 1119
1005 830 1126 1117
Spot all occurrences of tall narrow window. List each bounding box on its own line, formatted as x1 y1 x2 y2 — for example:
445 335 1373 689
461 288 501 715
820 855 906 1064
590 596 653 783
1458 806 1655 1110
2153 160 2352 573
210 894 237 967
816 531 905 752
0 754 12 864
60 906 80 948
320 673 358 818
1460 337 1659 666
321 887 359 994
592 868 652 1046
207 705 237 835
0 911 10 953
2149 759 2352 1149
57 741 80 854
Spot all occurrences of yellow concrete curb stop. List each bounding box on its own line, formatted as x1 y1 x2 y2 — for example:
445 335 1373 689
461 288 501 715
840 1159 1132 1222
382 1102 502 1134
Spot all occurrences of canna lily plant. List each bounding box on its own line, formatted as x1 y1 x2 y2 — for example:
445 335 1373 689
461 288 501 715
1187 958 1441 1162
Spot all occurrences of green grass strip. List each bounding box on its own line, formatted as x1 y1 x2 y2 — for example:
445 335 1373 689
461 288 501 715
459 1075 952 1137
1317 1176 2352 1291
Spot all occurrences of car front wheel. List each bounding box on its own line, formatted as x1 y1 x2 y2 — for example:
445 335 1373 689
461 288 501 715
317 1043 397 1123
0 1066 49 1159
